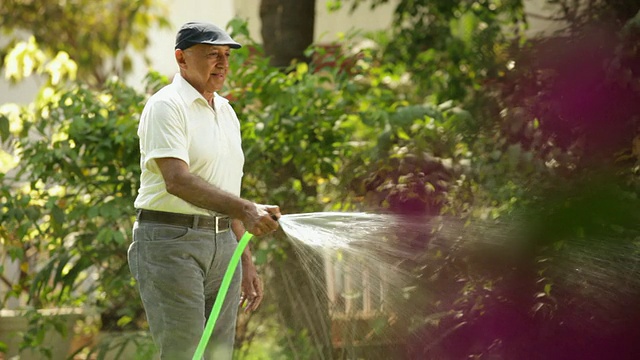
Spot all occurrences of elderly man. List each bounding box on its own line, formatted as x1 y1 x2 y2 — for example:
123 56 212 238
128 21 280 359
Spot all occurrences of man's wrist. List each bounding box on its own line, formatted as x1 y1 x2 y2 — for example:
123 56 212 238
241 247 253 261
228 199 253 221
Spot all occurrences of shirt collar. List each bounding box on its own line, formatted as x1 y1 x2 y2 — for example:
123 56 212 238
172 73 230 107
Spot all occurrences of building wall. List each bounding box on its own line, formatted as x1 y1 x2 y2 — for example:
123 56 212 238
0 76 40 105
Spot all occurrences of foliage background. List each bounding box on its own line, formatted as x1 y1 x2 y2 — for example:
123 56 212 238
1 0 640 359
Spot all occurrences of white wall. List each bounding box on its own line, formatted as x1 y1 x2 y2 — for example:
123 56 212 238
0 30 45 104
314 1 397 42
524 0 565 35
0 77 42 104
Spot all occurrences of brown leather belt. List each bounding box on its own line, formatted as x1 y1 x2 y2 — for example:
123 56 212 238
136 209 230 233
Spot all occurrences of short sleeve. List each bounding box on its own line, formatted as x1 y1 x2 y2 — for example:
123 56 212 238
138 98 190 173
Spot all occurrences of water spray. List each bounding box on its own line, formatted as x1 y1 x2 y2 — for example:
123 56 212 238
192 211 640 359
190 212 446 359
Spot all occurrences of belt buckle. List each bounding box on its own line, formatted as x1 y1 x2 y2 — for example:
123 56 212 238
215 217 226 233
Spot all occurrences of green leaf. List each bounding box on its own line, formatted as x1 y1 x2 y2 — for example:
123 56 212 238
0 114 10 142
117 315 133 328
51 205 65 225
254 249 268 265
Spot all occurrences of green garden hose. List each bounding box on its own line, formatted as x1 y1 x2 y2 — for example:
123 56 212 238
192 231 254 360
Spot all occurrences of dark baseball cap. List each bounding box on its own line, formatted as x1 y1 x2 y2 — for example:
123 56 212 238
175 22 242 50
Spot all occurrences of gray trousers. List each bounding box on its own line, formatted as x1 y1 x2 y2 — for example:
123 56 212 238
128 221 241 360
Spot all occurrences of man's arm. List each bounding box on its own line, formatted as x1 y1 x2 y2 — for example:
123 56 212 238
232 219 264 313
155 157 279 236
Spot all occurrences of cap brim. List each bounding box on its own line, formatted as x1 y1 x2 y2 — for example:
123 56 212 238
176 40 242 50
199 40 242 49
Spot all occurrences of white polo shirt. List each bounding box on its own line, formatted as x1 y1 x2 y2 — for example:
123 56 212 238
134 73 244 216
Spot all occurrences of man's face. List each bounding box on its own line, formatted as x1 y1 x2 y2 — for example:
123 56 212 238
177 44 231 95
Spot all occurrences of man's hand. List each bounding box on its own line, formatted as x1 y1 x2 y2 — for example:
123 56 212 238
239 259 263 313
242 204 280 236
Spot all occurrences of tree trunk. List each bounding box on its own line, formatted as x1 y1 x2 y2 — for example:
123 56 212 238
259 0 315 68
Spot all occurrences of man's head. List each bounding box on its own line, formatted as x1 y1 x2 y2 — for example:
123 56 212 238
174 22 242 96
